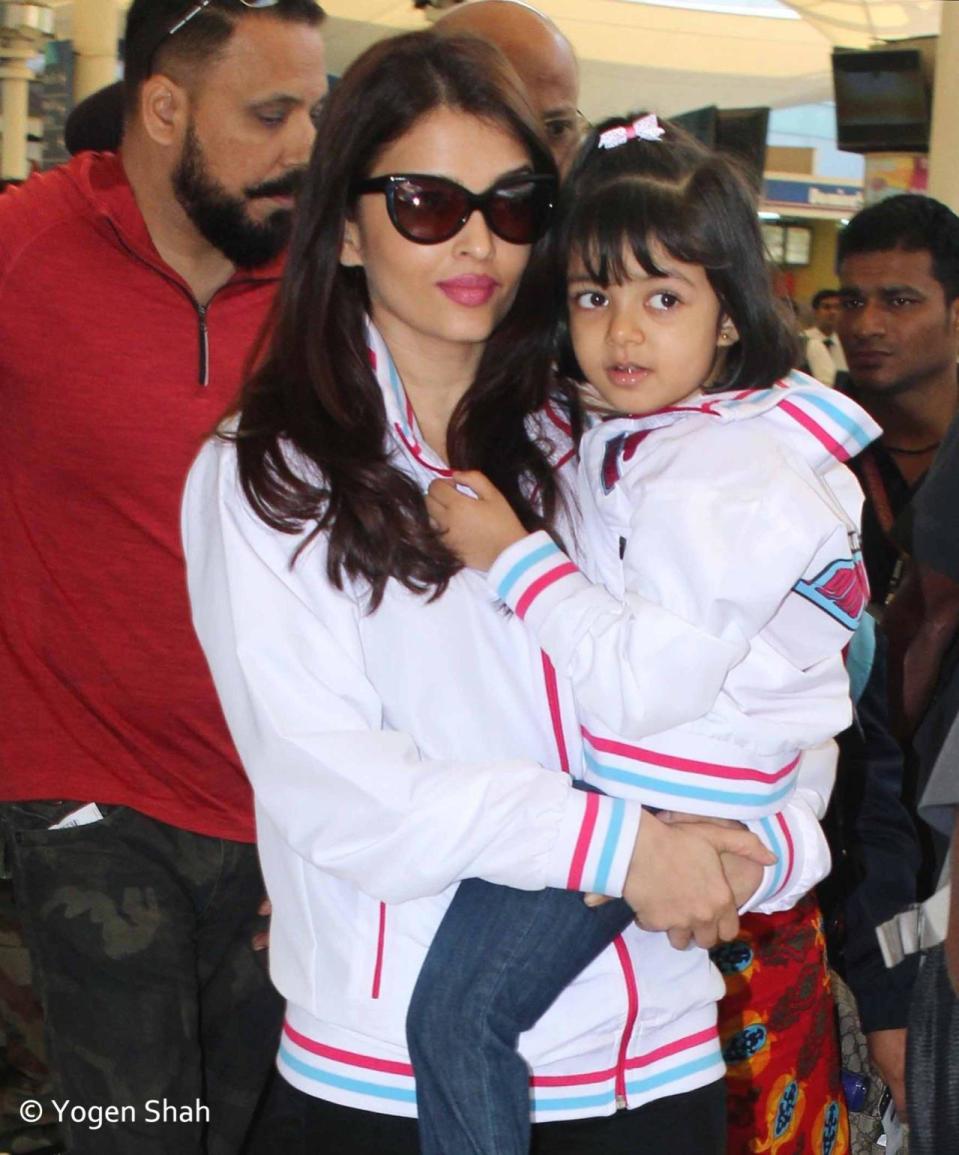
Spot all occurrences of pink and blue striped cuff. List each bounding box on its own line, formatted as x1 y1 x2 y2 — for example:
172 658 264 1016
545 782 642 898
740 811 797 911
489 530 591 628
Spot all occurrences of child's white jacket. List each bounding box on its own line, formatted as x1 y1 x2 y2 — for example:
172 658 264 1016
488 376 881 821
181 331 840 1122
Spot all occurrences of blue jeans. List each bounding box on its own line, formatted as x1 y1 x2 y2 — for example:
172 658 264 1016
407 876 635 1155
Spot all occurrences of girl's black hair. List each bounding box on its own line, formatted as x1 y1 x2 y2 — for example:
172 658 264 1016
230 30 566 610
552 113 798 391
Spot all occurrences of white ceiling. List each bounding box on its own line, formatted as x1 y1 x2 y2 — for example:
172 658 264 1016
315 0 944 118
92 0 944 118
782 0 940 45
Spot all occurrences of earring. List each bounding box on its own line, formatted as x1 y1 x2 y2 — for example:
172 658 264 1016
719 328 733 345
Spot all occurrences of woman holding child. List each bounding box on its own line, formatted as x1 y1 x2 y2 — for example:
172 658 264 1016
183 27 862 1154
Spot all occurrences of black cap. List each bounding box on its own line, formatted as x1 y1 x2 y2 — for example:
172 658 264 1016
64 81 124 155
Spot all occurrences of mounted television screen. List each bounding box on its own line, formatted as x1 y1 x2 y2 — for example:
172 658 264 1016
672 105 717 147
832 49 929 154
715 107 770 187
670 105 768 185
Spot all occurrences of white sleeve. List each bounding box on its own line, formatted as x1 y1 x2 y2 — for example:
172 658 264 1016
739 742 836 913
488 428 845 742
805 339 838 388
180 440 642 903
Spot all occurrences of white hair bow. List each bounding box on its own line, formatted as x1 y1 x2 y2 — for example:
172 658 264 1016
597 113 665 151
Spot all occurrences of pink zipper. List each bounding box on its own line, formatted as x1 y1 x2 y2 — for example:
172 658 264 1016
371 901 386 999
613 937 639 1106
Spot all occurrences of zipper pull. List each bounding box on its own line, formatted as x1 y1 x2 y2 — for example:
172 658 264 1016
197 303 209 387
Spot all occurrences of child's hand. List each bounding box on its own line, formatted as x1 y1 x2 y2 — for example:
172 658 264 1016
426 470 530 572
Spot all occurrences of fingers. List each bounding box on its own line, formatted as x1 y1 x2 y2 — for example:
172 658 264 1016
253 895 272 951
716 906 741 944
663 907 739 951
679 908 739 951
625 815 746 950
426 481 462 534
583 893 612 907
667 927 693 951
659 810 745 831
449 470 495 498
426 478 458 508
691 824 777 867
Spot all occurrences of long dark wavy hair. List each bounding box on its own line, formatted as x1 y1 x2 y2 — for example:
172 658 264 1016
552 113 798 391
231 31 564 610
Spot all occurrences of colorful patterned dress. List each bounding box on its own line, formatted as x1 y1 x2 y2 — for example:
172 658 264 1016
713 895 850 1154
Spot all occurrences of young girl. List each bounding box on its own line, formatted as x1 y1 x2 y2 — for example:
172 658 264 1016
413 113 880 1154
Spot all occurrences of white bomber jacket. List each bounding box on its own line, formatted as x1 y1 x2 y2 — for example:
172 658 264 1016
181 325 837 1121
488 376 881 822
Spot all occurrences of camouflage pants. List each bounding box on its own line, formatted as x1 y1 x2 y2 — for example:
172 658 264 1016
2 802 284 1155
1 874 61 1151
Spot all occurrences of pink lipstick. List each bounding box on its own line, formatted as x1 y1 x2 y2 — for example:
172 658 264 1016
437 275 499 307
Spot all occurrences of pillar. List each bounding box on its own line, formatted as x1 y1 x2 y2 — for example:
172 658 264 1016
71 0 119 103
928 1 959 212
0 48 30 178
0 4 55 180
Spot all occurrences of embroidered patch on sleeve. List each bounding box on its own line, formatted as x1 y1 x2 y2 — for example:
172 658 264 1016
793 558 866 631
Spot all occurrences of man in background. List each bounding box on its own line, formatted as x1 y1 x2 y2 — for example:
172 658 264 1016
837 194 959 607
438 0 584 172
804 287 848 386
826 193 959 1120
891 410 959 1155
0 2 327 1151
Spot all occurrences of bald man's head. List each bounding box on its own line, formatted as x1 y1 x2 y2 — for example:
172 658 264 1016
438 1 582 171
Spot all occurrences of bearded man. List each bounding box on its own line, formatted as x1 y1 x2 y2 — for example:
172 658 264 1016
0 3 327 1152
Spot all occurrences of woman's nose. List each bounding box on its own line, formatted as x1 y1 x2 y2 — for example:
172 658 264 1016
453 209 494 260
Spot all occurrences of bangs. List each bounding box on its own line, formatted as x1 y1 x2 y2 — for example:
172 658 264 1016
565 177 722 286
553 113 797 391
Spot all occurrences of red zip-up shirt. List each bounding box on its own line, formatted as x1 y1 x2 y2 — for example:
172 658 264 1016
0 151 282 840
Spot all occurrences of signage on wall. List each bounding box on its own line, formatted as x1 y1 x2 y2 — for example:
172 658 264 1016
762 177 863 217
863 154 928 206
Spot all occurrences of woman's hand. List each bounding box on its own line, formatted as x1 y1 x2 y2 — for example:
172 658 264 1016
620 811 775 951
426 471 529 572
659 810 766 913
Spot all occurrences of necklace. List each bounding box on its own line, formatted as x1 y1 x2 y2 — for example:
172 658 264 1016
881 440 941 455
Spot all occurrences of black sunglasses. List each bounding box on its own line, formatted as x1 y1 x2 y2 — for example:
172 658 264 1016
352 173 557 246
148 0 279 76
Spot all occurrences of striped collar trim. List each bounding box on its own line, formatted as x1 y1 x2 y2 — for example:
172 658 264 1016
365 318 453 481
596 373 880 464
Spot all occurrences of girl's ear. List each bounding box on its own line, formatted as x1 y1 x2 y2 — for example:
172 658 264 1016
340 220 364 268
716 317 740 348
